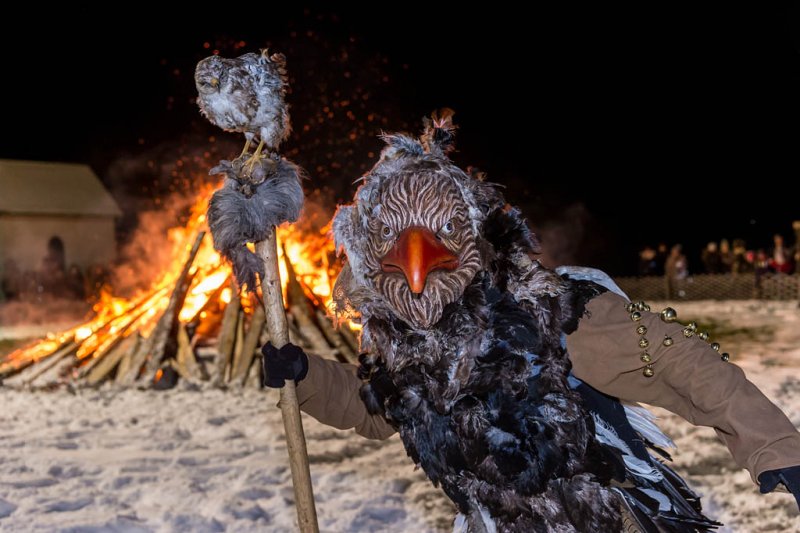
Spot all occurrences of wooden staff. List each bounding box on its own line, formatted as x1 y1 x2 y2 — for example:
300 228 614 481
256 230 319 533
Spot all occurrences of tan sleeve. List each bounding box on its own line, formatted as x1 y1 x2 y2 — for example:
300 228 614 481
567 291 800 484
294 353 397 440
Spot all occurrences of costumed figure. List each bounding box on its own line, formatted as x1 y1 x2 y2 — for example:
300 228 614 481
259 112 800 532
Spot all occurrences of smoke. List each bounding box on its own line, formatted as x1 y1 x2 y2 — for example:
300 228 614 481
109 190 205 296
532 203 602 269
0 299 92 328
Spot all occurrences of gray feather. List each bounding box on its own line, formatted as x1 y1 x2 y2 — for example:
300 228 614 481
207 157 304 290
195 50 291 150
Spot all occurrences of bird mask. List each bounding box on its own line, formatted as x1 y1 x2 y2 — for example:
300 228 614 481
332 111 517 330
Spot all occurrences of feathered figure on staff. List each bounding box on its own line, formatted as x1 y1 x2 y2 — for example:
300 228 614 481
196 50 301 292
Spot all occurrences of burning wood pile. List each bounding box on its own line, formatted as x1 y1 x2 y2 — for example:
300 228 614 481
0 191 358 389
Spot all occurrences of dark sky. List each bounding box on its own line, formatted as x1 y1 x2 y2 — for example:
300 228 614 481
2 6 799 274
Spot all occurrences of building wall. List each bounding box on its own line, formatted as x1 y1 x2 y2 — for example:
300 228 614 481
0 214 116 275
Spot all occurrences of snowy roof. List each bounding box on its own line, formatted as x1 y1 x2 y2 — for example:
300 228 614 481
0 159 122 217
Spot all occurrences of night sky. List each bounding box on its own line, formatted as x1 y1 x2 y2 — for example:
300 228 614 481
2 6 799 275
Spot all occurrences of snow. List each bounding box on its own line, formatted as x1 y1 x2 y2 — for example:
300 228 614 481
0 299 799 532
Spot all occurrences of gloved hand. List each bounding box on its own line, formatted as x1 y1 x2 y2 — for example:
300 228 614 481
759 465 800 511
260 342 309 388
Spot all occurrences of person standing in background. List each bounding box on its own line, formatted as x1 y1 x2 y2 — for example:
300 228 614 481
664 244 688 298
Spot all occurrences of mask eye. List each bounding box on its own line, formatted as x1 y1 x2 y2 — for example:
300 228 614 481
440 220 455 236
381 224 394 240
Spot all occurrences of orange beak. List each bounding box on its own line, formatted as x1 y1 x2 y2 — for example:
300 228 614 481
380 227 459 294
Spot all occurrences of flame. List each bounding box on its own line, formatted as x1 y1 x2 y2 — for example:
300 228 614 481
0 184 359 377
277 221 336 307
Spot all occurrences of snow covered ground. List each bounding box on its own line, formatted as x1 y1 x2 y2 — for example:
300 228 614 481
1 300 799 532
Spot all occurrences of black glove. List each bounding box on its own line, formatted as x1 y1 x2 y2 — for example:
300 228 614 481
759 465 800 511
260 342 309 388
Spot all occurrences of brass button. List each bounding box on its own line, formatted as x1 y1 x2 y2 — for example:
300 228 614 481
662 336 674 347
636 325 648 335
643 366 655 377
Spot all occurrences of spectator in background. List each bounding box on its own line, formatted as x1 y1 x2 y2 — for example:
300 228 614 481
637 245 658 276
754 248 771 297
701 241 722 273
664 244 688 298
793 221 800 267
719 239 733 273
732 239 752 274
769 234 793 274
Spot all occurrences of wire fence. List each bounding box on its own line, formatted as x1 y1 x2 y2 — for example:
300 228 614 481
615 273 800 301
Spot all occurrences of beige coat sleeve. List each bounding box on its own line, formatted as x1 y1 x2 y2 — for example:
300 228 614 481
294 353 397 440
567 291 800 484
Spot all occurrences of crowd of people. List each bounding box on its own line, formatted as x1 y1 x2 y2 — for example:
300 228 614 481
638 221 800 278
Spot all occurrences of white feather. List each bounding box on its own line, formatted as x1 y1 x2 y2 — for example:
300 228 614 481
592 413 664 482
623 403 676 450
554 266 629 299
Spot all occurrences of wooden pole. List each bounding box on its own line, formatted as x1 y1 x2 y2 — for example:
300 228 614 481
256 230 319 533
232 305 266 385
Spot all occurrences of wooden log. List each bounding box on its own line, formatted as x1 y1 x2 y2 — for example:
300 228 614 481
214 279 241 384
284 251 334 358
245 351 262 387
228 309 245 382
1 341 78 388
257 231 318 533
0 334 76 380
314 309 356 364
115 333 140 382
232 305 266 385
141 233 205 382
175 324 201 381
119 232 205 385
74 304 155 382
29 350 79 388
85 334 140 386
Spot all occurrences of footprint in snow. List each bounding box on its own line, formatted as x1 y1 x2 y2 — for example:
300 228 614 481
7 478 59 489
0 498 17 519
43 497 93 513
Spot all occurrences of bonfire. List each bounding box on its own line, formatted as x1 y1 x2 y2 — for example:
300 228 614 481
0 187 358 389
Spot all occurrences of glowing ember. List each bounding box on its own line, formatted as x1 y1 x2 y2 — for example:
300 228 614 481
220 288 233 304
75 327 93 342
